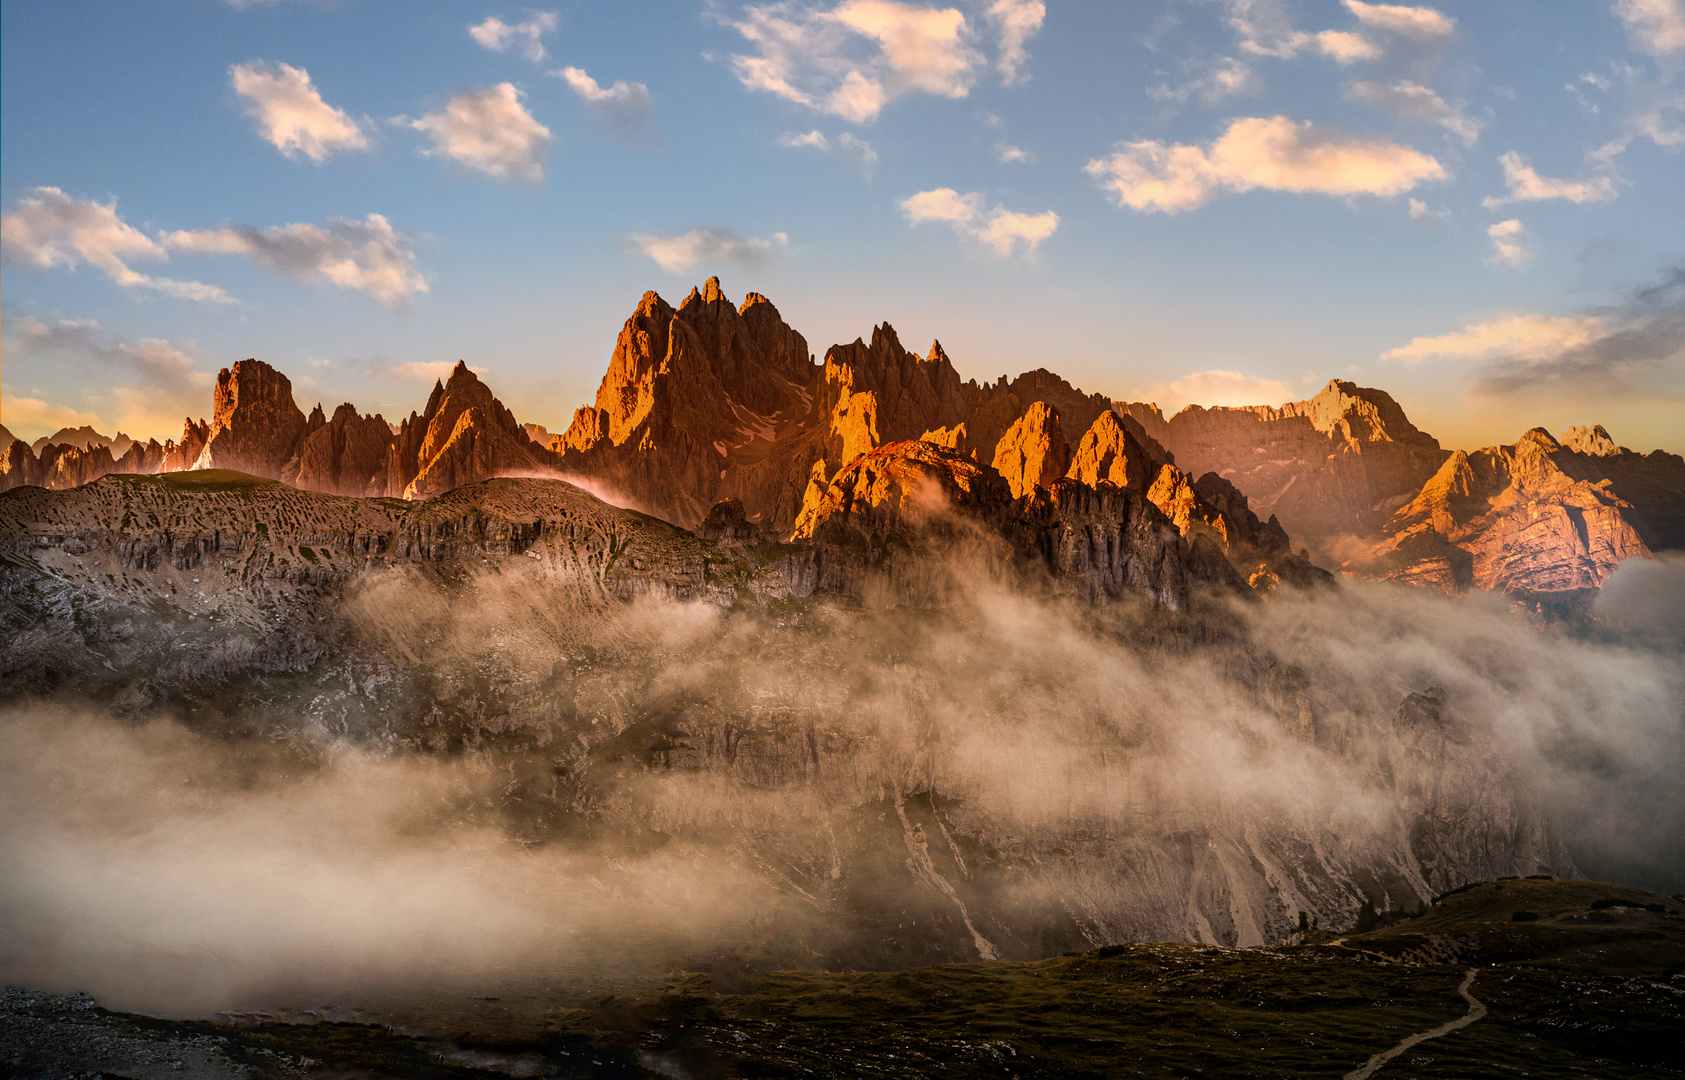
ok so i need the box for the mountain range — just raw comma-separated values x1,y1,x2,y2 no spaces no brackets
5,277,1682,609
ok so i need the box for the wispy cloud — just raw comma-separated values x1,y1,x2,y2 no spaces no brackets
468,12,559,63
1347,80,1480,145
1486,219,1531,265
400,84,551,181
628,228,789,273
899,187,1058,257
229,60,368,163
777,129,879,177
0,187,231,303
723,0,988,124
165,213,428,307
2,315,214,440
986,0,1045,85
1614,0,1685,56
1343,0,1455,40
1085,115,1444,214
1148,55,1261,107
1483,151,1618,207
552,66,653,134
1382,268,1685,403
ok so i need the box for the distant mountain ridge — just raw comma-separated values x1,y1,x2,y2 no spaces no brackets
5,276,1679,605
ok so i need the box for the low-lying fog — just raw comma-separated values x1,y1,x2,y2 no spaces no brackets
2,556,1681,1017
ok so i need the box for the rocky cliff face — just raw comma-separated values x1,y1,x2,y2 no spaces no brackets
992,402,1070,499
1120,380,1449,552
287,403,398,497
192,359,309,478
1344,427,1660,605
549,279,1170,539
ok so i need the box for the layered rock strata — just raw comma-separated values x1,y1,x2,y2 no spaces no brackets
1344,427,1664,604
1120,381,1449,549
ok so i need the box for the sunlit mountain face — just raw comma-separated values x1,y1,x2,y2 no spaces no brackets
2,3,1682,1077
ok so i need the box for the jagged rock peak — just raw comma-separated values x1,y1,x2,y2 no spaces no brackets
193,358,307,479
926,339,950,366
1563,424,1623,457
1067,409,1157,492
992,401,1070,499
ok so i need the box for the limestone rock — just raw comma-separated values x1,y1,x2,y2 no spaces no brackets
991,402,1070,499
290,403,397,497
1067,410,1155,492
1346,427,1657,605
160,417,210,473
192,359,308,478
395,362,557,500
1120,380,1448,553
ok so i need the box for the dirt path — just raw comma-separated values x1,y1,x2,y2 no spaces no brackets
1343,967,1487,1080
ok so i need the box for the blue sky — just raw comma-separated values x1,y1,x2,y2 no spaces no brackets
3,0,1682,453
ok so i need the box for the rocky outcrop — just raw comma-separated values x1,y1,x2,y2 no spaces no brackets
1067,410,1156,492
160,417,210,473
1,440,122,492
788,440,1261,608
1120,381,1449,553
288,403,397,497
1557,424,1685,550
1345,427,1657,605
192,359,309,478
991,402,1069,499
29,425,110,453
386,362,558,500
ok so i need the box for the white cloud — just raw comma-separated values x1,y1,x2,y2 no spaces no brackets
1407,197,1448,220
468,13,559,63
1085,115,1444,214
1347,80,1481,145
1614,0,1685,55
1382,313,1609,363
994,142,1031,163
0,187,232,303
229,60,368,163
985,0,1045,84
1313,30,1382,64
1139,370,1294,414
402,84,551,181
1218,0,1450,71
628,228,789,273
1482,151,1618,207
776,129,879,177
552,67,653,134
724,0,985,124
165,213,428,307
899,187,1058,257
1486,219,1531,266
1147,55,1261,107
1342,0,1455,40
